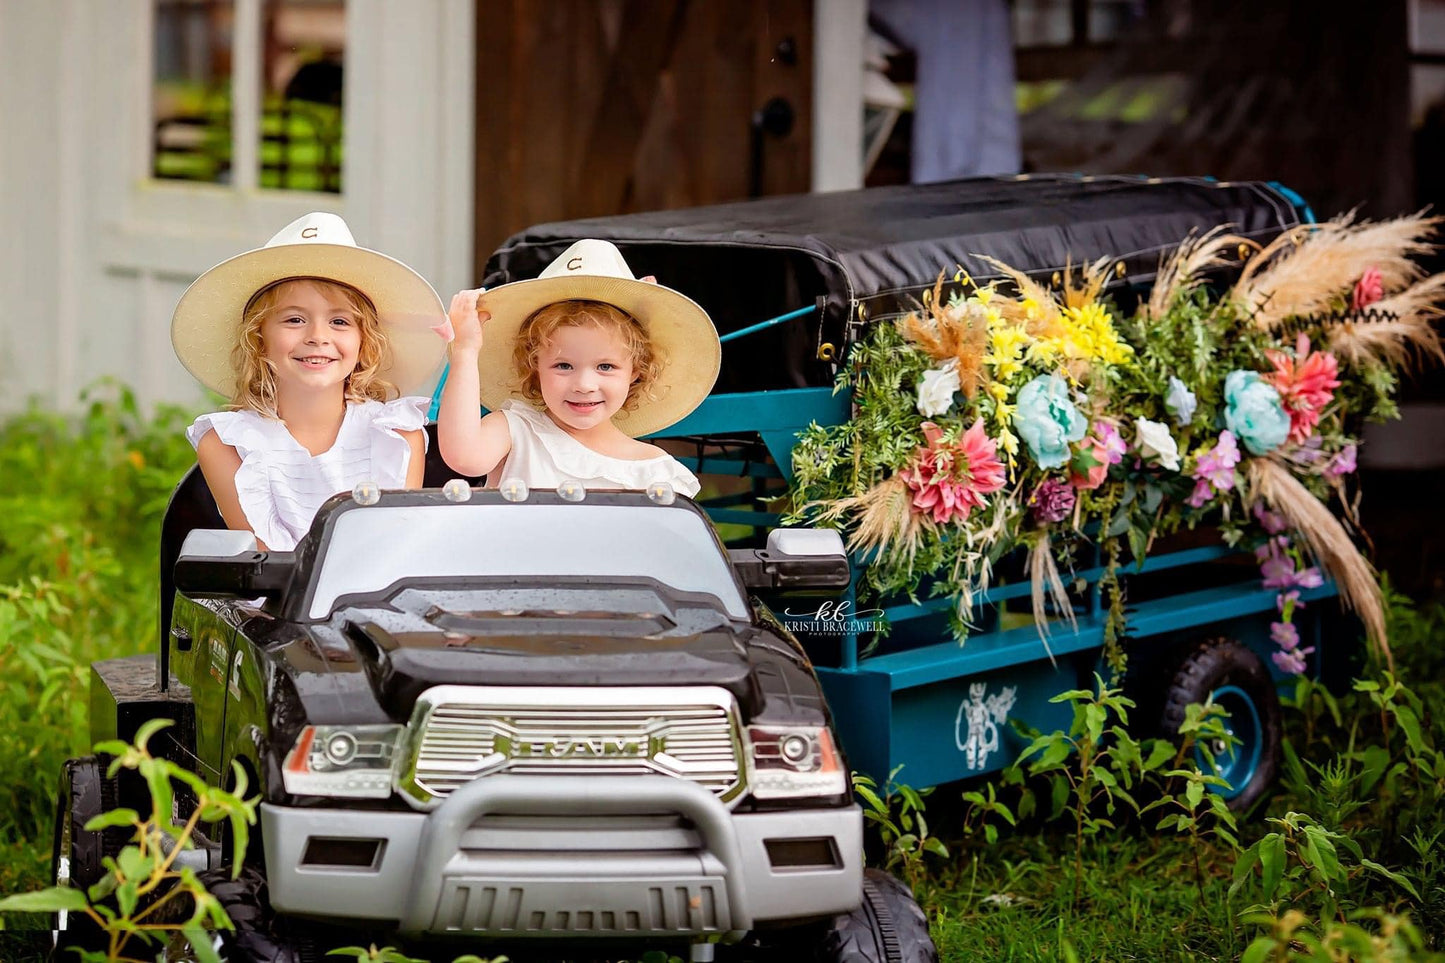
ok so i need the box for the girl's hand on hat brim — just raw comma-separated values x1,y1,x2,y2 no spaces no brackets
448,288,489,352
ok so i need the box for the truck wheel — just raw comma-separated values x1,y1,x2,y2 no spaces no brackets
51,757,125,959
200,867,375,963
817,869,937,963
1161,638,1282,812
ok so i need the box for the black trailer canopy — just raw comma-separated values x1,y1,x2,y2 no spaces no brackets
483,175,1303,392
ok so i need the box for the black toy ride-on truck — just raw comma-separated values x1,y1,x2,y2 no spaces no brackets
59,481,937,963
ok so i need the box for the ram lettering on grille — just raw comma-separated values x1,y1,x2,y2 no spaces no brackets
411,703,742,801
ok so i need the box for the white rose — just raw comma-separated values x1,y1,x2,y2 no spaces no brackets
1135,417,1181,471
1165,376,1197,426
915,362,961,417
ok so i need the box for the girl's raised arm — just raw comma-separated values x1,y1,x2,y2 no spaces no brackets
403,429,426,488
437,289,512,477
195,430,270,551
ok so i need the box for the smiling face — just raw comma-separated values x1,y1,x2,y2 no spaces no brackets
536,322,637,432
259,280,364,394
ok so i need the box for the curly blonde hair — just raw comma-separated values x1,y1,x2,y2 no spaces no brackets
512,300,663,413
231,277,395,415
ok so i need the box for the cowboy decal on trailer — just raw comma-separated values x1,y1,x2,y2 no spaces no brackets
955,683,1017,770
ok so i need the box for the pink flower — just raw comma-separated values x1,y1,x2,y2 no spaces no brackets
1185,478,1214,508
1295,566,1324,589
1029,477,1076,524
1093,420,1127,466
1325,444,1357,478
1256,538,1298,588
899,419,1007,525
1253,502,1287,534
1069,439,1109,490
1272,646,1314,675
1270,621,1300,650
1264,334,1342,444
1185,431,1241,508
1352,267,1384,311
1196,431,1241,489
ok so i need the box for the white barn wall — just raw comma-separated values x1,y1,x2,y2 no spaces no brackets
0,2,65,410
0,0,476,416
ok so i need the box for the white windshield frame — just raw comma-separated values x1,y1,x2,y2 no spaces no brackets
307,503,747,620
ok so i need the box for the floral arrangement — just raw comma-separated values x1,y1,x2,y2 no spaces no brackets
790,215,1445,673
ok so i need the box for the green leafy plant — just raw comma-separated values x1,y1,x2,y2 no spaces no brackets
1141,702,1241,905
1011,673,1171,903
0,719,257,963
327,947,507,963
1238,907,1443,962
854,767,949,886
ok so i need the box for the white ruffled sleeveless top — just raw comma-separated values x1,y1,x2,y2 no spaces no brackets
493,400,700,497
186,397,429,551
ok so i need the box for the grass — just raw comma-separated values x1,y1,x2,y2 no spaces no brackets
1,385,1442,961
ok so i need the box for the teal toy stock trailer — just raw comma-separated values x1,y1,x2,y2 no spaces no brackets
478,174,1349,808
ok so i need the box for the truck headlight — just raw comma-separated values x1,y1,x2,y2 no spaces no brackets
745,725,847,799
282,725,404,799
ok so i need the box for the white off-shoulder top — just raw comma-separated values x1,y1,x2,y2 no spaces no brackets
186,397,429,551
492,400,700,497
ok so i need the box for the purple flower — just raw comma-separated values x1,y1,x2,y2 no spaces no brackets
1277,590,1303,612
1029,477,1076,524
1325,444,1358,478
1270,621,1300,650
1253,502,1287,535
1094,420,1127,466
1272,647,1314,675
1256,538,1298,588
1295,567,1324,589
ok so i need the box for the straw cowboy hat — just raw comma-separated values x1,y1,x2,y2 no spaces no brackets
171,212,447,398
474,239,720,436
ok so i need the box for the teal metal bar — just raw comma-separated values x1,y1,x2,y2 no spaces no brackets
861,581,1337,692
717,305,816,345
704,509,783,528
427,362,450,421
672,457,785,479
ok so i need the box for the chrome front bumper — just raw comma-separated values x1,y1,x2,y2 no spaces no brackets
262,774,861,939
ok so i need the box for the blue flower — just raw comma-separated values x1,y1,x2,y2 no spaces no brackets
1165,376,1197,426
1224,370,1290,455
1013,374,1087,469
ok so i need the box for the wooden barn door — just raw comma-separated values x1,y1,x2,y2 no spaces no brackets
472,0,813,271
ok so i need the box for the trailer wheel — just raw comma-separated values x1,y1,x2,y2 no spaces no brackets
817,869,937,963
1161,638,1281,812
51,756,126,959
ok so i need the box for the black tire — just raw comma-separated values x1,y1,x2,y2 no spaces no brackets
817,869,937,963
1160,637,1282,813
200,867,378,963
50,757,127,961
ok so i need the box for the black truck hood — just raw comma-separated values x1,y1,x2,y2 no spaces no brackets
338,588,762,717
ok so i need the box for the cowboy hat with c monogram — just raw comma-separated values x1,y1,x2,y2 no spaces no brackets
473,238,720,436
171,212,448,398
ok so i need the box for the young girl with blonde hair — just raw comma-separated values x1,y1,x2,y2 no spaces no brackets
437,239,719,496
171,212,447,550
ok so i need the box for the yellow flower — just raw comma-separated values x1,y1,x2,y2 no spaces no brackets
986,381,1011,403
996,427,1020,471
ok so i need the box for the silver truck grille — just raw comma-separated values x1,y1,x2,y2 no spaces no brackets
401,685,743,806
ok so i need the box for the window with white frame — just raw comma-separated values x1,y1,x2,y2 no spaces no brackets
152,0,345,193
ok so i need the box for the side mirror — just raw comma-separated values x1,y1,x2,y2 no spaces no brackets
174,529,294,600
729,528,851,592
